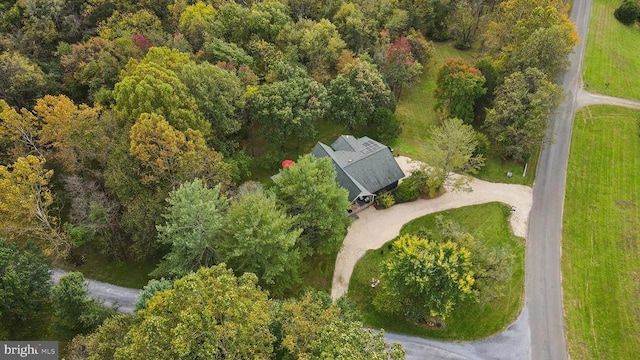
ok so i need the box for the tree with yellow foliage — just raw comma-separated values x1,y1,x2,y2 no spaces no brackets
0,155,70,256
374,234,477,321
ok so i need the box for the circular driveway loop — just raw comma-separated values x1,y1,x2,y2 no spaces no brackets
331,156,533,300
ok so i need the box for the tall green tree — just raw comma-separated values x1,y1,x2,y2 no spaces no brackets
116,265,275,359
221,186,302,296
272,154,351,255
424,117,485,191
434,216,513,302
332,2,376,52
97,9,166,46
505,23,577,78
67,314,138,360
51,272,115,339
176,61,245,155
177,1,217,50
374,234,477,321
113,60,209,136
327,60,395,131
247,68,327,152
484,0,571,54
484,67,562,163
0,240,51,339
151,179,228,278
278,18,346,82
434,58,486,123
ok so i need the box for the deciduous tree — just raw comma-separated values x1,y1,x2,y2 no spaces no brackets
247,69,327,152
151,179,228,278
67,314,138,360
34,95,101,174
484,67,562,163
0,155,70,256
272,154,351,255
424,118,485,191
114,62,209,136
327,60,395,131
277,291,405,359
116,265,275,359
51,272,115,338
0,51,46,108
278,18,346,82
221,186,302,296
97,9,166,46
178,1,217,50
434,58,486,123
376,34,423,99
60,37,138,100
0,240,51,339
374,234,476,321
176,61,245,154
129,113,229,188
505,22,577,78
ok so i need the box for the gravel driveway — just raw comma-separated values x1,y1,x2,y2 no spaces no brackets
331,156,533,300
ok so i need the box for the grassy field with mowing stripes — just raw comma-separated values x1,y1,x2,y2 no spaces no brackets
582,0,640,100
563,105,640,359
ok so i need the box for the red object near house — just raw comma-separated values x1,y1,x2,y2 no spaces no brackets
282,159,294,168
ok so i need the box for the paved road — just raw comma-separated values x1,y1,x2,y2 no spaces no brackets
51,268,140,314
384,308,529,360
576,89,640,109
525,0,592,359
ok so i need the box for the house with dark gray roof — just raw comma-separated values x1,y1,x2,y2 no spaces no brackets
311,135,405,207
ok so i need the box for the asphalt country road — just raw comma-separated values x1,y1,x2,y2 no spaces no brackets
526,0,592,359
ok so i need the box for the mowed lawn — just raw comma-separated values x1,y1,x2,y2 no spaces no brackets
349,202,525,340
392,42,535,185
563,106,640,359
583,0,640,100
391,43,474,161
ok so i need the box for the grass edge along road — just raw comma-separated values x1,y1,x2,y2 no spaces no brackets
563,106,640,359
582,0,640,101
349,202,524,340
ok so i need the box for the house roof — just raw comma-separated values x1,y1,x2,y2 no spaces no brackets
311,135,405,202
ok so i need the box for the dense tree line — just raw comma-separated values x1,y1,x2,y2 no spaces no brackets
68,265,405,359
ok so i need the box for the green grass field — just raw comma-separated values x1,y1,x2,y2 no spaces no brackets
583,0,640,100
348,202,524,340
391,43,474,161
392,43,535,185
563,106,640,359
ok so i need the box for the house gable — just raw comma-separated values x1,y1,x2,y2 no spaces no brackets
311,136,404,202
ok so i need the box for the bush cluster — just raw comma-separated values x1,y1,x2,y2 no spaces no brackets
375,192,396,209
394,179,420,203
614,0,640,25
